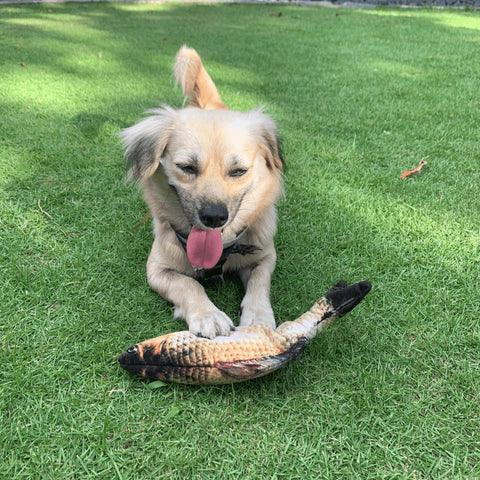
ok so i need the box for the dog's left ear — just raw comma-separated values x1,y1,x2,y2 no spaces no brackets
251,111,284,171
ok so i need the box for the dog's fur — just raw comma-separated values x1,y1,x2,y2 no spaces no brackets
121,46,283,338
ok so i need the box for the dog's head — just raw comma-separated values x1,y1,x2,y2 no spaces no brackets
121,47,283,244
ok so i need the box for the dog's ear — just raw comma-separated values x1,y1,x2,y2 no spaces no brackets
121,107,176,181
250,111,284,171
174,45,227,110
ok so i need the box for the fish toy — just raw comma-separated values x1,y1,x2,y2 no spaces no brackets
119,280,371,384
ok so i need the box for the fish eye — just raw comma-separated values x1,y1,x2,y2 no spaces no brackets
176,164,198,175
229,168,248,178
127,346,138,354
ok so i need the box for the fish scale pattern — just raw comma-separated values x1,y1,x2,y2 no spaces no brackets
122,301,331,383
118,281,372,384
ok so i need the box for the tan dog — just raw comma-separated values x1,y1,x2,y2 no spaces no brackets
121,46,284,338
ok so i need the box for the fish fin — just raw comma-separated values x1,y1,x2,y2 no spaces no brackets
217,338,310,381
217,357,285,380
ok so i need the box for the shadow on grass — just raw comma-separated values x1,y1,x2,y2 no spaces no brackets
2,2,478,216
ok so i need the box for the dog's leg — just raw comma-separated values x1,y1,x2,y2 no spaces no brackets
239,252,276,329
147,244,233,339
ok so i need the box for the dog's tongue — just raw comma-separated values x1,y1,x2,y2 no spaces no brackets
186,227,223,270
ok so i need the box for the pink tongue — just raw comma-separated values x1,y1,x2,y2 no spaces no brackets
186,227,223,270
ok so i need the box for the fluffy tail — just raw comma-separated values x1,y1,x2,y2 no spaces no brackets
174,45,227,110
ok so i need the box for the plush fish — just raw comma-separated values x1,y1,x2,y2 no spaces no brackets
119,280,371,384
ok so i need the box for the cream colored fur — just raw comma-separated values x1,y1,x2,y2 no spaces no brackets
121,46,283,338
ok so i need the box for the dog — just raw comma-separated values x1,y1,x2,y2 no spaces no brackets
121,46,284,338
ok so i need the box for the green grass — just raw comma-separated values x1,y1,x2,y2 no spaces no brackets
1,3,479,478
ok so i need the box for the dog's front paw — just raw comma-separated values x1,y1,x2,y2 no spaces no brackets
239,301,276,329
187,308,234,339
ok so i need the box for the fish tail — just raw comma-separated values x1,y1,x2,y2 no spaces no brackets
307,280,371,332
325,280,372,317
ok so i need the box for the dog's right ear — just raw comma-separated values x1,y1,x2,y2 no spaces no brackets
121,107,176,181
174,45,227,110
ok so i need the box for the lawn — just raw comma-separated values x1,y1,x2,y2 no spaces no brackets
1,2,479,478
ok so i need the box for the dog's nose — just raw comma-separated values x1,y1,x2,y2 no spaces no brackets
199,203,229,228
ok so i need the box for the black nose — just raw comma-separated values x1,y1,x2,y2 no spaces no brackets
199,203,228,228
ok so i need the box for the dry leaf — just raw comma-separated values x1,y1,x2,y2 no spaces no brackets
400,159,427,180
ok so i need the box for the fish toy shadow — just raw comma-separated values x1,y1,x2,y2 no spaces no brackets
119,280,372,385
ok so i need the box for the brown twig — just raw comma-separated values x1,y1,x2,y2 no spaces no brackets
400,159,427,180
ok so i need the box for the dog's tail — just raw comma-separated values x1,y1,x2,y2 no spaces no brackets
174,45,227,110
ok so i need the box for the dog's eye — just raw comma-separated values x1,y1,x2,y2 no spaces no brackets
229,168,248,178
177,164,198,175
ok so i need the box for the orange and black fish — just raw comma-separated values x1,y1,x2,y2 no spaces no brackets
119,280,371,384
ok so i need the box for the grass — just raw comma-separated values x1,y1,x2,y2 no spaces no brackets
1,2,479,478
